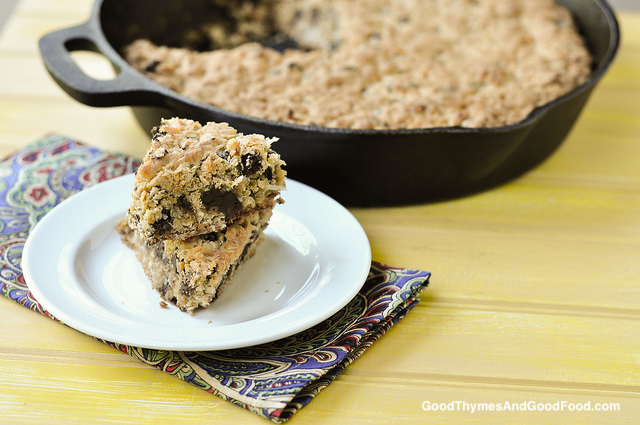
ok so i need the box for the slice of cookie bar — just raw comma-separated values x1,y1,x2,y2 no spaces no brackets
117,205,273,313
128,117,286,242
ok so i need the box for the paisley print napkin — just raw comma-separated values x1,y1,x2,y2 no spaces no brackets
0,134,431,422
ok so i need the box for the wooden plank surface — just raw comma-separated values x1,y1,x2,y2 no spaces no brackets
1,0,639,423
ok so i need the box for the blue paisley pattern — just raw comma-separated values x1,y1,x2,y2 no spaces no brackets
0,135,430,423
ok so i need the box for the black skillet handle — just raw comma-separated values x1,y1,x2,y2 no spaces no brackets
38,22,162,107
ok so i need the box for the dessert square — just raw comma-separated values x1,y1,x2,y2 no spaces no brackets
117,205,274,313
127,117,286,242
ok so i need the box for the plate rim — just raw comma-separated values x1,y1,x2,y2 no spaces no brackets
22,175,371,350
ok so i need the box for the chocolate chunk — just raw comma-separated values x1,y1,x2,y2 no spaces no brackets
241,153,262,175
264,166,273,181
144,60,161,73
201,187,242,215
153,209,172,234
176,195,191,211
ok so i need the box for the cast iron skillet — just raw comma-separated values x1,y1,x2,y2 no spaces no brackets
38,0,619,206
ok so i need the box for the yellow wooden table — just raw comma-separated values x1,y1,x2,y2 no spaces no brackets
1,1,639,423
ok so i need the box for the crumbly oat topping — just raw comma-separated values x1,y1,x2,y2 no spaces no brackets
124,0,592,130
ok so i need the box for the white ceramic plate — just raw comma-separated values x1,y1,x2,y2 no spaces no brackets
23,175,370,350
